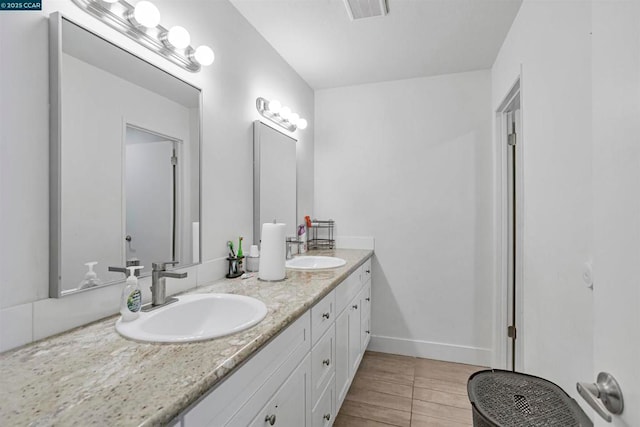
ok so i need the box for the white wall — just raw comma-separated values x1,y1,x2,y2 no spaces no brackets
315,70,494,366
491,0,593,403
0,0,314,351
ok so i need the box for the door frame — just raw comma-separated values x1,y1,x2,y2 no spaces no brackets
494,75,525,371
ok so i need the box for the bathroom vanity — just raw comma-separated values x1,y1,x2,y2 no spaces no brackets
178,253,372,426
0,249,372,426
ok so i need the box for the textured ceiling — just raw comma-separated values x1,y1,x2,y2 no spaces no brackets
229,0,523,89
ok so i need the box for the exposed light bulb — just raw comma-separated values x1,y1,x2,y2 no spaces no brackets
166,26,190,49
289,113,300,126
193,45,215,66
267,99,282,114
280,106,292,120
131,1,160,28
297,118,308,130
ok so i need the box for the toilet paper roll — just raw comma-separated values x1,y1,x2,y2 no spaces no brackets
258,223,286,281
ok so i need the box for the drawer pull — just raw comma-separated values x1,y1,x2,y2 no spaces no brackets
352,304,358,310
324,413,331,421
365,297,370,302
322,312,330,320
366,330,370,334
323,358,331,366
365,269,371,273
265,414,276,425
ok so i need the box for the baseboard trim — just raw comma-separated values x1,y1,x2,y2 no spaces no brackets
368,335,492,367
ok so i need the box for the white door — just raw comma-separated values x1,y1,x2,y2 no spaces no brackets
590,1,640,425
496,82,523,373
125,126,176,273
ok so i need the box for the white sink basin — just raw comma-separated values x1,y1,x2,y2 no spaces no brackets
285,256,346,270
115,294,267,343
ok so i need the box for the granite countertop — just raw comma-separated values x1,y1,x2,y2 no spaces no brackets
0,249,372,426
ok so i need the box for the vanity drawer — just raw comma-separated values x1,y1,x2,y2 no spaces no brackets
311,290,335,345
312,376,335,427
360,258,372,285
335,271,360,315
311,325,335,406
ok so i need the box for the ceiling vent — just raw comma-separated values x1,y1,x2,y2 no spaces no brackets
343,0,388,21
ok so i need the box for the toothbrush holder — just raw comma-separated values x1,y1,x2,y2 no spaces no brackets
226,256,244,278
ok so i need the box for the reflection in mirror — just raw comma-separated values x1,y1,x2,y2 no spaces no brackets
125,126,190,276
253,121,297,246
49,13,201,297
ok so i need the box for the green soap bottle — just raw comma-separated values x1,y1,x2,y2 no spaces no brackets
237,236,244,258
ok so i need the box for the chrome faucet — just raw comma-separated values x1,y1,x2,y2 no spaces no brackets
286,237,303,260
142,261,187,311
108,259,141,276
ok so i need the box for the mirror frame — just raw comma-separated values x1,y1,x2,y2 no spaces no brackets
49,12,202,297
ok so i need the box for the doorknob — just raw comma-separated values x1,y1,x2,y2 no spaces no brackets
576,372,624,422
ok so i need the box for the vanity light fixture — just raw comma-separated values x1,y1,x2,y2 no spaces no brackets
256,97,308,132
71,0,214,72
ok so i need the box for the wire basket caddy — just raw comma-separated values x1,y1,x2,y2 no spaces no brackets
308,219,335,249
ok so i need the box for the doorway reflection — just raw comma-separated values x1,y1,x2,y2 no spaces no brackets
125,125,180,275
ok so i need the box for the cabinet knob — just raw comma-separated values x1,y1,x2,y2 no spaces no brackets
322,312,330,320
365,297,370,302
352,304,358,310
324,413,331,421
366,330,370,334
323,358,331,366
366,269,371,273
265,414,276,425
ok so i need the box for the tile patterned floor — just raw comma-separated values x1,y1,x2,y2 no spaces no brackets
334,351,486,426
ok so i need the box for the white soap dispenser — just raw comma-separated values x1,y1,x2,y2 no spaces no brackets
120,266,144,322
79,261,102,289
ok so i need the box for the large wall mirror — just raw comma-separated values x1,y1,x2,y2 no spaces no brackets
253,121,297,246
49,13,201,297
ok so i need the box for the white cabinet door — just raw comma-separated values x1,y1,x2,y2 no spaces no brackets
335,309,349,409
347,294,362,380
361,282,371,351
311,325,335,406
250,355,312,427
312,377,335,427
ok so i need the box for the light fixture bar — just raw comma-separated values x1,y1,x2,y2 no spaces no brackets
257,97,299,132
71,0,204,72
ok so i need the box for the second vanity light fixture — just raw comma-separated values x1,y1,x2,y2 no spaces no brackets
256,97,308,132
71,0,214,72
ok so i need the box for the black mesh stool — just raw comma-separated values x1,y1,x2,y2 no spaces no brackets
467,370,592,427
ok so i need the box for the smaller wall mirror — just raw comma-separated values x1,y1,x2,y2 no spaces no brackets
253,121,297,245
50,13,201,297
